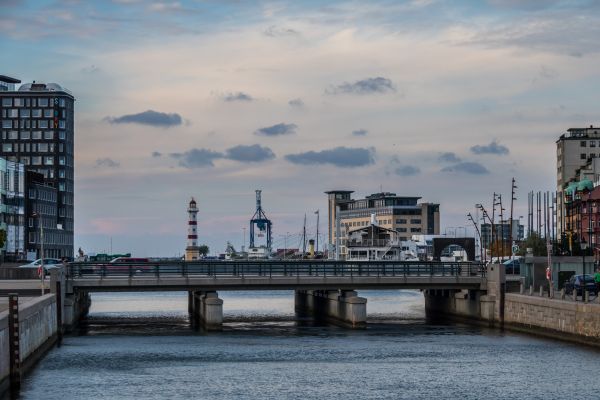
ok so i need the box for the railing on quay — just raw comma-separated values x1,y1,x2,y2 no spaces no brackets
66,260,485,281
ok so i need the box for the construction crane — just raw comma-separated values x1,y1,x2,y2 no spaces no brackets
249,190,272,252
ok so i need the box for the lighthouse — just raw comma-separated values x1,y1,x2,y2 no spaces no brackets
185,198,201,260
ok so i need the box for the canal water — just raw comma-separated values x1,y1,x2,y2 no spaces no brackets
16,291,600,399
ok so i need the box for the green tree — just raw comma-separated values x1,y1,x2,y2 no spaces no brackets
517,232,547,256
0,229,6,249
198,244,209,257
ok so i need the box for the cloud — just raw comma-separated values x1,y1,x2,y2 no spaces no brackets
223,92,254,102
441,162,489,175
438,152,461,163
264,25,300,37
288,98,304,108
255,122,297,136
394,165,420,176
95,158,120,168
352,129,368,136
106,110,183,128
326,77,396,95
470,140,510,155
169,148,224,168
151,151,162,158
225,144,275,162
285,147,375,167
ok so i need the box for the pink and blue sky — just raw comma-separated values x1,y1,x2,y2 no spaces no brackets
2,0,599,256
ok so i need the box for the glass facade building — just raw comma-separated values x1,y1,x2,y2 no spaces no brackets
0,158,25,259
0,78,74,258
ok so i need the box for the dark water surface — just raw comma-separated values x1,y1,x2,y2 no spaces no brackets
16,291,600,399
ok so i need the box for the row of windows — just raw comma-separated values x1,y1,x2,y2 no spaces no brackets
581,141,600,148
29,231,73,246
580,153,600,160
2,153,67,166
2,108,65,119
1,119,66,129
28,188,57,202
2,142,67,153
31,203,56,217
1,130,60,140
1,97,65,108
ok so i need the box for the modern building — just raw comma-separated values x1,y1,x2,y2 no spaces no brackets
25,171,62,259
480,219,525,249
326,190,440,258
0,76,75,257
556,125,600,236
0,158,25,260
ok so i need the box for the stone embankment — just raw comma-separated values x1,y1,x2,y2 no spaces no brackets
0,294,59,395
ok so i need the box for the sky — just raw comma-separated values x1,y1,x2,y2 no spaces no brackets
1,0,600,256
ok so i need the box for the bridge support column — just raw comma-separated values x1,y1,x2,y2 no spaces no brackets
424,264,505,327
192,291,223,331
295,290,366,328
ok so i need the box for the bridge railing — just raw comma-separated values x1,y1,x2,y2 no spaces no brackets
66,261,485,280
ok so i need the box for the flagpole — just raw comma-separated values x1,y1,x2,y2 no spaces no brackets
315,210,320,256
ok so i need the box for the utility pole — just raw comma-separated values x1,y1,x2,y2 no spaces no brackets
497,194,505,261
510,178,517,260
302,214,307,258
315,210,320,256
467,213,483,262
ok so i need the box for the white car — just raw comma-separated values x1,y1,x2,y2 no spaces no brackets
18,258,63,270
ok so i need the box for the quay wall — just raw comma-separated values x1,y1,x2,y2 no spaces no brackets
0,294,58,396
505,294,600,346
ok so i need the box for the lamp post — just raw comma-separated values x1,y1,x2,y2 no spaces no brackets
32,212,44,296
581,239,588,302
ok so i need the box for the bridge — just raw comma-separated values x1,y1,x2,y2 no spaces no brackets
58,260,487,330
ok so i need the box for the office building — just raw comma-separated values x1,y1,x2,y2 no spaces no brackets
0,76,75,257
326,190,440,257
0,158,25,260
556,125,600,236
480,219,525,249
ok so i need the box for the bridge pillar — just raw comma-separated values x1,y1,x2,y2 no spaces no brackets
424,264,505,327
192,291,223,331
295,290,366,328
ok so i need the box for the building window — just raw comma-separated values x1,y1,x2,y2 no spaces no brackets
1,98,11,107
32,156,42,165
32,109,42,118
591,141,597,148
2,143,12,152
38,120,48,129
32,131,42,139
581,141,587,147
14,98,24,107
43,109,52,118
410,219,422,224
581,153,587,160
8,130,17,140
38,143,48,152
59,131,66,140
396,219,407,224
38,98,48,107
44,156,54,165
19,109,30,118
44,131,54,140
59,183,65,192
1,120,11,129
59,156,65,165
58,169,65,178
8,109,18,118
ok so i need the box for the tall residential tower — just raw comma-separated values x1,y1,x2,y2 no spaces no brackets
0,77,75,258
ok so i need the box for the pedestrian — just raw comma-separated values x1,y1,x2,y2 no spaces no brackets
594,268,600,296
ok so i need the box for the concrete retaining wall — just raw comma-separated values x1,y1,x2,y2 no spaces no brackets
0,294,58,396
505,294,600,345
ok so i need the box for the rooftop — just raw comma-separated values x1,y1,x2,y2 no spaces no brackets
17,81,73,96
0,75,21,84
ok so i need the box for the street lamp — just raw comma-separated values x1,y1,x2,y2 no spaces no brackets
581,238,588,302
32,212,44,296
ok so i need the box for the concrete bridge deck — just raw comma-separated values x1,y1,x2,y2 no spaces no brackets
65,260,486,292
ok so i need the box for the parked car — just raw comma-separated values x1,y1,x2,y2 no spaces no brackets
564,274,597,295
92,257,152,275
502,259,520,275
18,258,63,269
18,258,64,275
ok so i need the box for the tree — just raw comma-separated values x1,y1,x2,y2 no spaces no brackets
0,229,6,249
517,232,547,257
198,244,209,257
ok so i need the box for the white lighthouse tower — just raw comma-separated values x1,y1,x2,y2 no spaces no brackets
185,198,201,261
